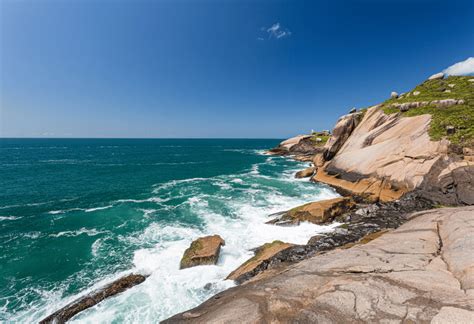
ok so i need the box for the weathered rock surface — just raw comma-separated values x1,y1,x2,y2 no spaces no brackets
323,112,363,161
180,235,225,269
312,106,461,203
267,134,311,153
226,241,293,284
294,166,316,178
163,206,474,323
266,197,355,225
40,273,147,324
268,135,325,161
415,158,474,205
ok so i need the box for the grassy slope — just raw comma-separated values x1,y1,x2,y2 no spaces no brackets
381,76,474,146
309,134,330,146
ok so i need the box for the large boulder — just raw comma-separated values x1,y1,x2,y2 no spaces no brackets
323,112,363,161
180,235,225,269
267,197,355,225
295,166,316,178
226,241,293,283
428,72,445,80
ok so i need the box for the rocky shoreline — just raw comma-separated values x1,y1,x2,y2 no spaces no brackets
163,73,474,322
40,74,473,323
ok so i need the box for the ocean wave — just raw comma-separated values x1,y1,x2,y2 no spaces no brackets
0,201,53,209
50,227,108,238
0,216,21,221
85,205,113,213
46,205,113,215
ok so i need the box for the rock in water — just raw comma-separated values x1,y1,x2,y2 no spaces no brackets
40,274,147,324
428,72,444,80
267,197,355,225
226,241,293,283
295,166,316,178
180,235,225,269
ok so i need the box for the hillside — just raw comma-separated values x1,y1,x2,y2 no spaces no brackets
382,75,474,147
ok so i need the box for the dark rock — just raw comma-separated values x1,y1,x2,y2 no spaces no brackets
203,283,213,290
231,192,434,284
446,125,456,135
40,273,147,324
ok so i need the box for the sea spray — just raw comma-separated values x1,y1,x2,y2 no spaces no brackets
0,139,339,322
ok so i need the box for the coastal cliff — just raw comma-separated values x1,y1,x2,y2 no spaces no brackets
164,74,474,323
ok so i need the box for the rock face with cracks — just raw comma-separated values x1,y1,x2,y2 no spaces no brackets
163,206,474,323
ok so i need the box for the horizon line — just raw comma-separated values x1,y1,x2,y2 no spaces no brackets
0,137,287,140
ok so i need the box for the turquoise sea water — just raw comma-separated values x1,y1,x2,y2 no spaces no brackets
0,139,339,322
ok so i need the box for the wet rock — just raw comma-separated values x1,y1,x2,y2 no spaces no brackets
40,273,147,324
203,283,214,290
226,241,293,284
295,166,316,178
180,235,225,269
267,197,355,225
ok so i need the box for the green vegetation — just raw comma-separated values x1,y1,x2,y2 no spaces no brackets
310,134,330,146
381,76,474,146
179,240,203,267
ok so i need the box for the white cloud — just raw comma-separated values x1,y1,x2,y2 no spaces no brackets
443,57,474,76
260,22,291,40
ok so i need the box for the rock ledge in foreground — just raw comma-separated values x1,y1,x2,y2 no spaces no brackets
226,240,293,284
180,235,225,269
40,273,147,324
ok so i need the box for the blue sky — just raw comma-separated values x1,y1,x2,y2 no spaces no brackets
1,0,473,138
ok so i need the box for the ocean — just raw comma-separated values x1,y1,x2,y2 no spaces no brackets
0,138,339,322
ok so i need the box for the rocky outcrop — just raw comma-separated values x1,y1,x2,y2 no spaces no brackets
311,106,461,203
226,241,293,284
41,273,147,324
389,98,465,112
415,157,474,205
323,112,363,161
180,235,225,269
163,206,474,323
294,166,316,178
269,135,325,161
266,197,355,225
